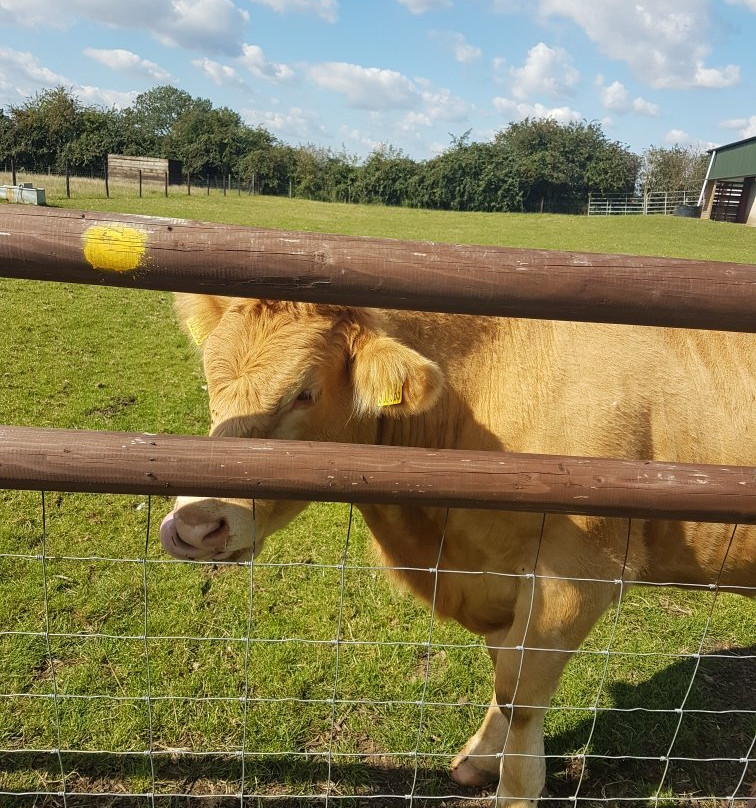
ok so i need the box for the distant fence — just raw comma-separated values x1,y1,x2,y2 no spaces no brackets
588,190,699,216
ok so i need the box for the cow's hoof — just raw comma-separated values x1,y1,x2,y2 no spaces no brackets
450,753,499,787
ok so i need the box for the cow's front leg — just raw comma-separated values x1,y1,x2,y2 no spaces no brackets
488,575,615,807
452,573,615,805
451,628,510,787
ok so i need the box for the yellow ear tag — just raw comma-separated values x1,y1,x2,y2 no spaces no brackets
378,384,403,407
186,316,210,346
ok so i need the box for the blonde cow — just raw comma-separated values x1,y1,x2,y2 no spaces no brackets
160,294,755,806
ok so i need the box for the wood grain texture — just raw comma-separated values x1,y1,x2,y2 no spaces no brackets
1,206,754,331
1,426,753,523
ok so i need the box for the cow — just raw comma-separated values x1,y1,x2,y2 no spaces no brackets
159,293,755,807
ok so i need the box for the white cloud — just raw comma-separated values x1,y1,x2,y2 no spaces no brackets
308,62,419,110
510,42,579,100
307,61,469,130
632,97,660,116
418,86,470,121
74,85,138,108
240,44,295,82
0,46,67,93
599,80,659,116
724,0,756,10
243,105,325,141
0,47,136,110
247,0,338,22
720,115,756,139
396,0,452,12
155,0,250,53
192,57,247,87
664,128,690,144
0,0,250,55
83,48,172,81
540,0,740,90
0,0,60,26
493,96,582,124
429,31,482,64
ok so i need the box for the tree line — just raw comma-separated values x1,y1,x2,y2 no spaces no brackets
0,86,709,213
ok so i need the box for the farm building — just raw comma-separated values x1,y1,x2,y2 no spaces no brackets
107,154,183,184
699,135,756,224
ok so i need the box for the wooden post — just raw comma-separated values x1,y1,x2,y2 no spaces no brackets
238,175,241,196
11,158,16,187
164,171,168,198
65,162,70,199
138,169,142,198
187,172,191,196
223,174,227,197
207,174,210,195
104,159,109,199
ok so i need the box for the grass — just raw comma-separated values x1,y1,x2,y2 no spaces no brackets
0,180,754,806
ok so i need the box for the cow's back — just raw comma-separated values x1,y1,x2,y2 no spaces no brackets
377,313,755,593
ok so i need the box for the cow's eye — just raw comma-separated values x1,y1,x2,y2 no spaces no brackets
292,389,316,409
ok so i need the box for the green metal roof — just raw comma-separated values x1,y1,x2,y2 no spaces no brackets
707,136,756,180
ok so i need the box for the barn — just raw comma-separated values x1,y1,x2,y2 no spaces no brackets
699,135,756,224
107,154,183,185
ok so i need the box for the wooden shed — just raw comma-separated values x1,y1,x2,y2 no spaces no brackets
107,154,183,185
698,136,756,224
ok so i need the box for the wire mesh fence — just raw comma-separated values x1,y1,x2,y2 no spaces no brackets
1,489,753,806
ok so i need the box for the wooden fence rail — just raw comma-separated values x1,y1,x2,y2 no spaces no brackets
0,426,754,524
1,207,754,331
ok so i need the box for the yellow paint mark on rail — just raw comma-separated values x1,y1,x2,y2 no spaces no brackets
83,225,146,272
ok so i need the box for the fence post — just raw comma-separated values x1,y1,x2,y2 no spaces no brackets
207,175,210,196
289,178,292,199
187,173,191,196
223,174,227,197
138,169,142,198
252,172,255,195
238,175,241,196
11,158,16,186
65,161,70,199
164,171,168,198
587,192,591,215
104,158,109,199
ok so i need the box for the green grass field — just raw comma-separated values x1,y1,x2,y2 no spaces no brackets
0,188,754,806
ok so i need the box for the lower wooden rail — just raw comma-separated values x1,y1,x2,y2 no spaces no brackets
0,426,753,523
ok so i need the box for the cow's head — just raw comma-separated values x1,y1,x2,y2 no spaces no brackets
160,294,444,561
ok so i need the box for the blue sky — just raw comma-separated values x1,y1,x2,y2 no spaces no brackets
1,0,755,160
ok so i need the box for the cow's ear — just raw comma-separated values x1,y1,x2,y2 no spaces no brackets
174,293,233,348
350,331,444,418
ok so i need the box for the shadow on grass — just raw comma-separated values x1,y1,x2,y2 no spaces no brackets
1,648,753,807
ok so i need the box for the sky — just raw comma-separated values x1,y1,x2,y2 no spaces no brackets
1,0,755,161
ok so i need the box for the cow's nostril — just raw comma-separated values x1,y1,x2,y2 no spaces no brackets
202,519,230,551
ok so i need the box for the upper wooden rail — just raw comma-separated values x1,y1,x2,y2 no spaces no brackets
1,207,754,331
1,426,754,523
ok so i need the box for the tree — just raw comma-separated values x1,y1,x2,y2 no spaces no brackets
639,145,709,193
353,145,419,206
495,118,639,212
7,87,83,171
67,106,125,170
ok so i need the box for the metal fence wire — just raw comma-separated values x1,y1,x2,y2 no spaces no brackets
0,490,753,806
